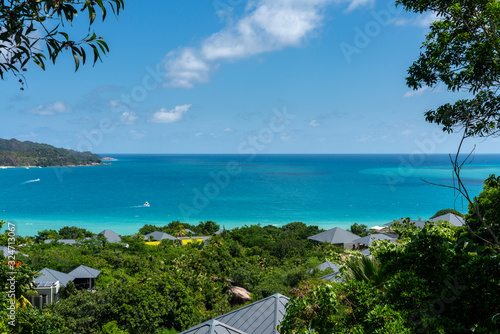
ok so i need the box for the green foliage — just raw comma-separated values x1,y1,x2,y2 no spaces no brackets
344,256,388,289
10,221,333,332
13,306,66,334
348,223,368,237
34,229,60,243
59,280,78,299
279,282,343,334
430,208,464,219
282,222,500,333
14,219,500,333
465,174,500,246
102,321,129,334
398,0,500,137
0,139,102,166
0,0,124,85
58,226,94,239
197,220,220,235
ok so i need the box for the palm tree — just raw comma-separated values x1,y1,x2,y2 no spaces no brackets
174,225,187,238
344,256,388,289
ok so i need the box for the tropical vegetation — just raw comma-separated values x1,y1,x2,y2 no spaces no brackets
0,138,102,167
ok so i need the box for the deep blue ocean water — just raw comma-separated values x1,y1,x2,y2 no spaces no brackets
1,154,500,236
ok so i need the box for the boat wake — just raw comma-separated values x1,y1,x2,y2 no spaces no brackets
130,203,151,208
22,178,40,184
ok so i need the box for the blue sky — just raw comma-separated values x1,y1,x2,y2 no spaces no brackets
1,0,498,154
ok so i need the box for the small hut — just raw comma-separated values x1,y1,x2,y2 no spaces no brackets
68,265,101,290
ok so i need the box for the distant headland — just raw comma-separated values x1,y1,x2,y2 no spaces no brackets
0,138,102,167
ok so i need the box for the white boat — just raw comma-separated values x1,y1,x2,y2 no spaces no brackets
143,202,150,207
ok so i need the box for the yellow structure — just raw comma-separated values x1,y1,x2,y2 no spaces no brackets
145,241,161,246
180,238,204,246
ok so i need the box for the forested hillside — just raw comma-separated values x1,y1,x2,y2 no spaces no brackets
0,139,102,167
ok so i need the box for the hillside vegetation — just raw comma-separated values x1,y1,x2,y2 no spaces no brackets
0,139,102,167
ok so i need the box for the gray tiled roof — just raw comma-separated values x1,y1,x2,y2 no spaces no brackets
320,272,343,283
143,231,177,241
429,213,465,226
0,246,19,257
68,265,101,279
353,234,397,246
360,248,371,256
99,229,122,243
34,268,75,287
214,293,289,334
179,294,289,334
384,219,425,228
307,227,359,245
44,239,77,245
316,261,340,272
180,320,247,334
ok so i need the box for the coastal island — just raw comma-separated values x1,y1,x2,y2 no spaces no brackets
0,138,102,167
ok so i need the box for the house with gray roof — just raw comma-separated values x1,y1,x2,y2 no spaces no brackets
307,227,360,249
34,268,75,287
179,293,289,334
44,239,77,245
31,268,76,308
320,272,343,283
99,229,122,243
31,264,101,309
384,218,426,229
43,238,93,245
0,245,26,257
68,265,101,290
315,261,340,272
313,261,343,283
353,234,397,246
429,213,465,226
143,231,177,241
180,319,247,334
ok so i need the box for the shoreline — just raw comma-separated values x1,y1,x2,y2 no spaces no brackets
0,162,107,169
5,216,389,237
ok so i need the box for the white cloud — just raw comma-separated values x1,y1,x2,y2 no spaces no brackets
163,0,341,88
27,101,71,116
401,129,413,135
130,130,147,140
309,119,320,126
120,111,137,125
404,86,429,98
163,48,211,88
344,0,374,13
150,104,192,124
194,132,203,136
392,12,438,27
224,127,234,132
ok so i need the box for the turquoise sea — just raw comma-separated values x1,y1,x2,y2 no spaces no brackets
1,154,500,237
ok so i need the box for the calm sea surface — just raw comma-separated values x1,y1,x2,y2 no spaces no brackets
2,154,500,236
